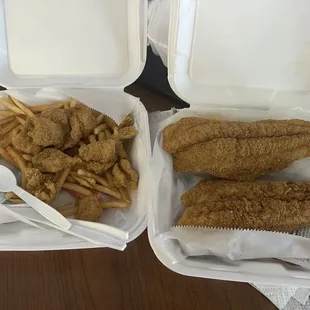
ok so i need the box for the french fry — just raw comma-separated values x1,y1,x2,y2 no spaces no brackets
9,96,36,118
29,102,63,112
98,132,106,141
0,110,21,117
89,135,96,143
104,129,112,138
62,183,93,196
99,200,130,208
9,198,25,204
77,169,110,188
0,132,12,148
71,175,93,189
0,119,20,135
16,116,26,124
96,114,105,125
0,98,24,114
22,154,33,161
119,187,131,203
0,147,17,167
105,170,115,187
67,176,76,183
5,192,17,199
103,115,117,130
58,206,78,217
94,124,108,134
0,116,15,126
71,172,96,185
70,98,77,108
93,184,122,199
7,146,26,171
57,167,71,189
64,102,70,109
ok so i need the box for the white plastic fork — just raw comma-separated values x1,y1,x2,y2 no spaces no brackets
8,206,129,247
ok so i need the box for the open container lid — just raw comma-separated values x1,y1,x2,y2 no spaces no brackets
168,0,310,108
0,0,147,89
147,0,310,285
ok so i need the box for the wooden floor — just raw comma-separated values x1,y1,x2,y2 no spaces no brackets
0,84,277,310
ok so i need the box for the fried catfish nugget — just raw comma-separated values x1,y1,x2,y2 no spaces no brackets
181,180,310,207
177,199,310,232
24,168,57,203
11,121,41,155
76,195,103,222
112,159,138,189
32,148,81,173
79,140,117,163
69,108,97,141
163,118,310,180
28,117,65,147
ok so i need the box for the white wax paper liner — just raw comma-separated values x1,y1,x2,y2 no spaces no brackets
5,87,138,124
161,226,310,268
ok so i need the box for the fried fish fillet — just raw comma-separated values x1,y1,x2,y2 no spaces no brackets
178,180,310,232
163,118,310,180
177,199,310,232
182,180,310,207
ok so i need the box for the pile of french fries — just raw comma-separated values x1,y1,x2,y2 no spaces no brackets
0,95,136,221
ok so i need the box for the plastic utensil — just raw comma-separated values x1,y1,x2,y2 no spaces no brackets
0,203,42,229
0,165,71,229
9,207,127,250
10,207,129,242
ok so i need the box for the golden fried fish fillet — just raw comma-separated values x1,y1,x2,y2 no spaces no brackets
32,148,81,173
181,180,310,207
163,118,310,180
177,199,310,232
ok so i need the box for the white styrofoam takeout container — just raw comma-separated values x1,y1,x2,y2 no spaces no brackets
148,0,310,286
0,0,152,250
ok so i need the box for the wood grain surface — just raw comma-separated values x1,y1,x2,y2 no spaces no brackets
0,232,276,310
0,85,277,310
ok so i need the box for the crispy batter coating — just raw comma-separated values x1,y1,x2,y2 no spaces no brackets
87,161,115,174
117,127,138,140
115,141,128,159
76,195,102,222
79,140,117,163
164,118,310,180
177,199,310,232
182,180,310,207
11,121,41,155
32,148,81,173
119,115,134,128
173,136,310,180
24,168,57,203
164,118,310,154
41,108,70,133
112,159,139,190
69,108,97,141
28,117,65,147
